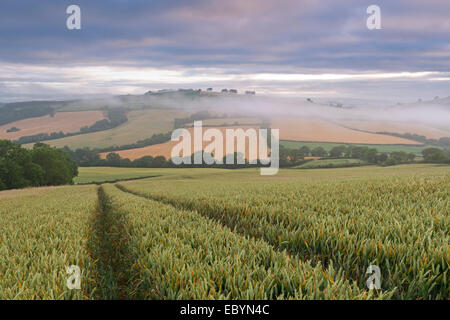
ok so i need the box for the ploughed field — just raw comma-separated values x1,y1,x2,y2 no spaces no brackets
0,165,448,299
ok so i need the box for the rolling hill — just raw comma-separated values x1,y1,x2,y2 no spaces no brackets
24,109,190,150
339,120,450,139
271,117,422,145
0,111,106,140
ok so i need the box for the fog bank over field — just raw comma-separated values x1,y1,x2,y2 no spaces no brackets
4,90,448,133
122,93,450,130
52,91,449,131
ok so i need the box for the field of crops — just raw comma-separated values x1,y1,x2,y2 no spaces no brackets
0,111,105,141
74,167,161,184
98,184,385,299
0,185,98,299
293,158,364,169
280,140,428,156
0,164,448,299
100,125,263,161
117,165,449,299
75,167,229,184
272,117,421,145
27,109,189,150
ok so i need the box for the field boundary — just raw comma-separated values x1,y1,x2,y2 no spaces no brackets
76,174,161,185
281,139,424,147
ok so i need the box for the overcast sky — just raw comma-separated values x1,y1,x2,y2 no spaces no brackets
0,0,449,102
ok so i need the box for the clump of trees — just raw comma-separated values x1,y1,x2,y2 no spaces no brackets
0,140,78,191
96,132,172,153
377,132,450,147
103,153,172,168
421,147,450,164
64,146,268,169
279,145,417,167
60,143,450,171
6,126,20,133
14,131,67,144
80,107,128,133
0,101,57,126
62,147,169,168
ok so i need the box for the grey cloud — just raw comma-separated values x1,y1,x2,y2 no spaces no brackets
0,0,449,101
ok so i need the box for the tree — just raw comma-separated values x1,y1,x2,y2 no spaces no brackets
120,158,132,167
348,146,366,159
106,153,122,166
361,148,378,163
329,145,347,158
438,137,450,147
299,146,311,157
423,149,449,163
0,140,77,190
390,151,409,162
133,156,154,168
0,177,6,191
311,147,327,157
422,148,442,158
152,156,167,167
381,158,398,166
72,147,101,166
290,149,304,163
375,153,388,163
31,143,77,186
0,140,43,189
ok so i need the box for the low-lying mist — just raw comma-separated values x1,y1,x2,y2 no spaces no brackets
63,92,450,131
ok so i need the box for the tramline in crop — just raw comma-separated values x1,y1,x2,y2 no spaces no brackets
117,168,449,299
99,184,392,299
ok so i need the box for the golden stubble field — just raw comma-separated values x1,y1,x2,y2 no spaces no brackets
271,117,423,145
339,120,450,139
100,125,267,161
24,109,191,150
0,111,106,140
99,117,427,161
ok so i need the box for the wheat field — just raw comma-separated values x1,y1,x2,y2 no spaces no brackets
0,165,448,299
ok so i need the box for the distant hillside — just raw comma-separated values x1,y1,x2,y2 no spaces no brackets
272,117,423,145
431,96,450,105
0,101,55,126
0,111,106,140
4,92,448,153
25,109,191,150
405,96,450,106
339,120,450,140
0,89,250,115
